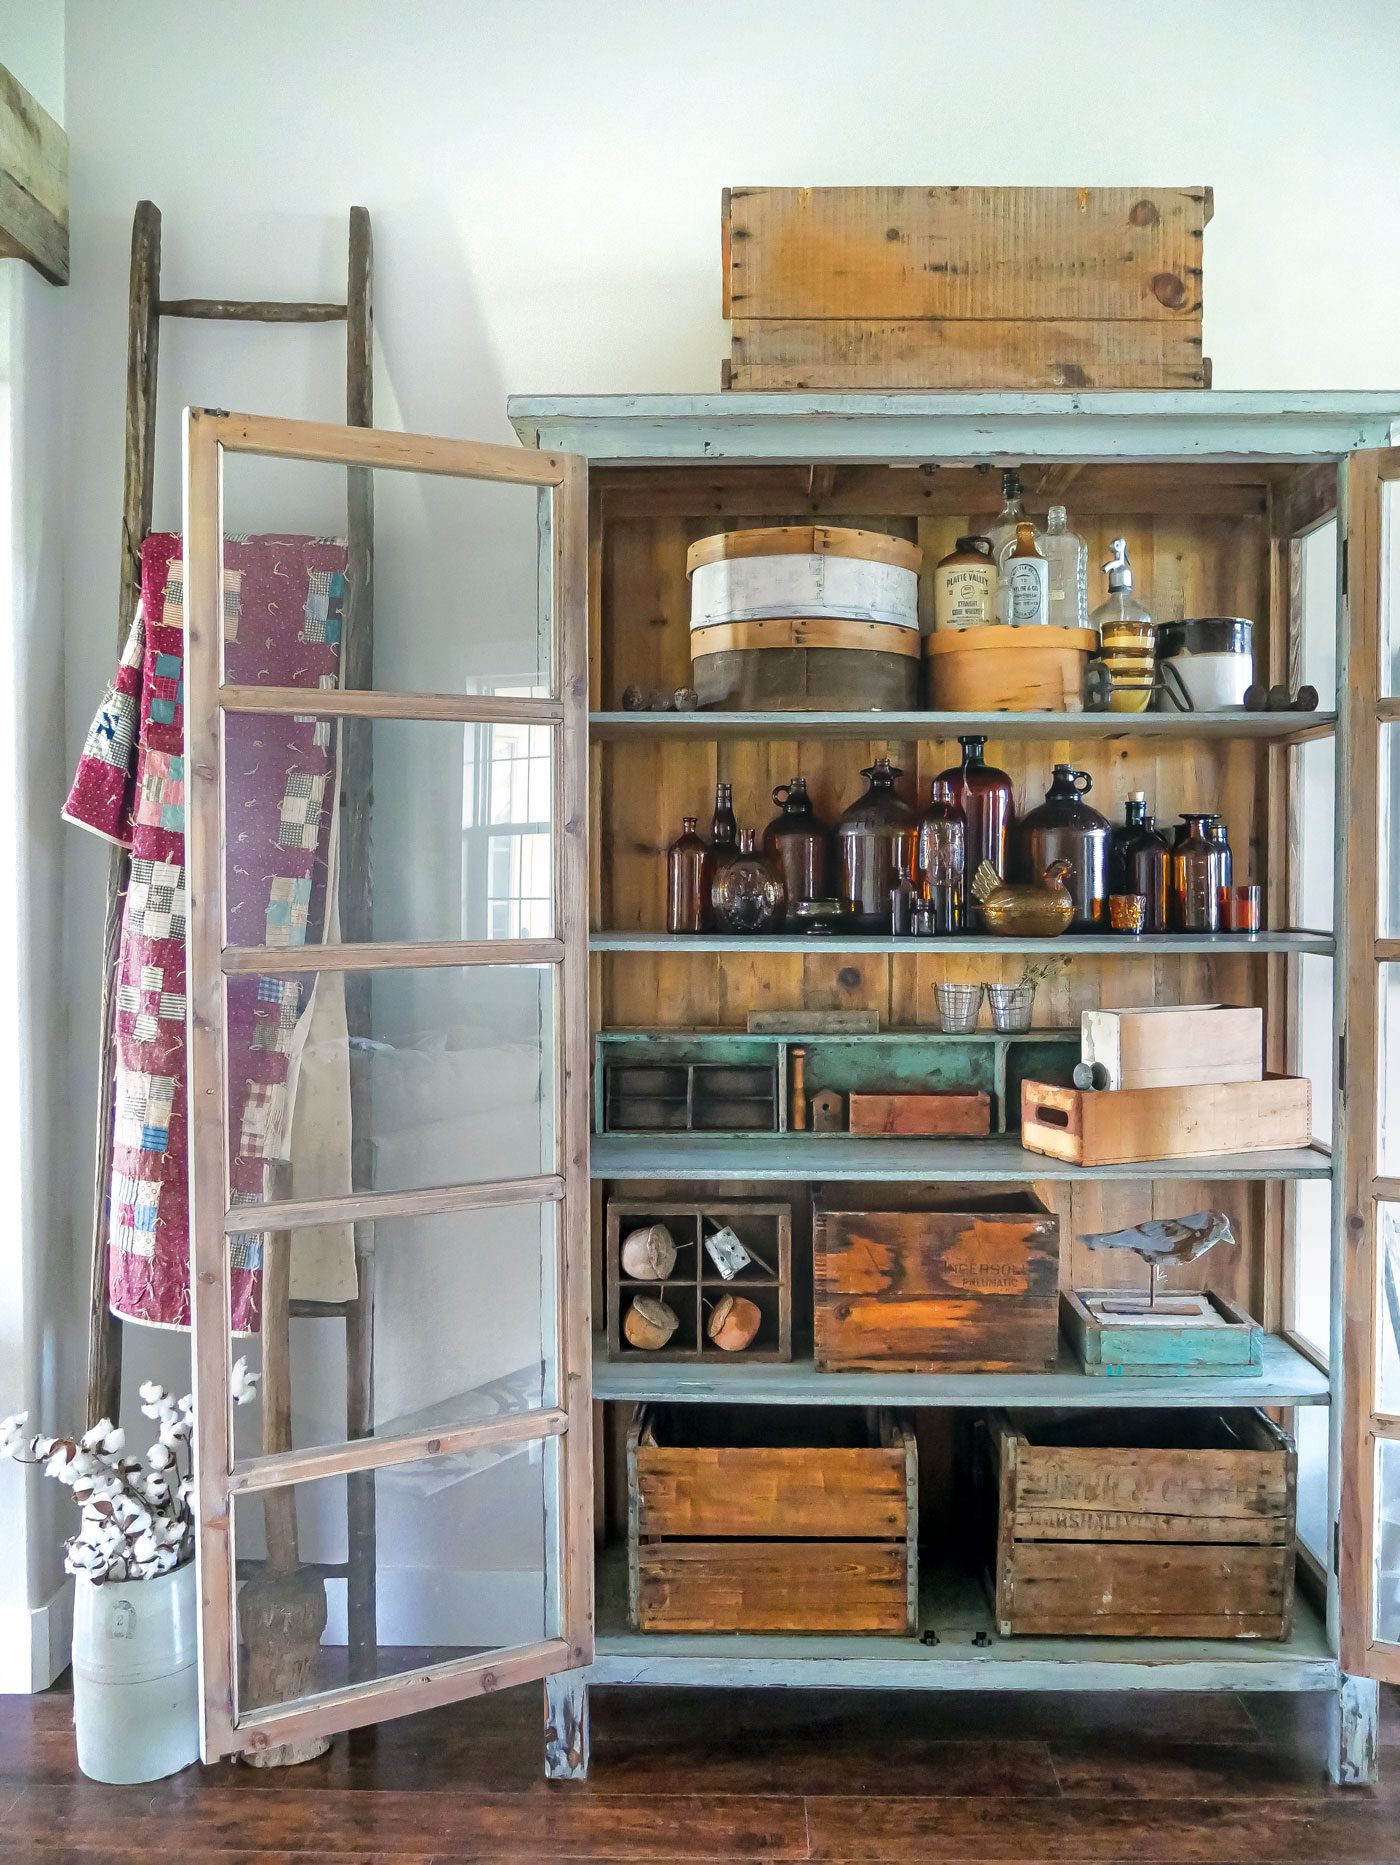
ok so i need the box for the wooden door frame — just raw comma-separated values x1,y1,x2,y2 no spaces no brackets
1337,446,1400,1684
182,408,592,1759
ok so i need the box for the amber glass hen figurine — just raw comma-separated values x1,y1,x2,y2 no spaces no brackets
970,858,1074,936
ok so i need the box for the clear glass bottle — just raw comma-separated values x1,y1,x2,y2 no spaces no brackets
709,829,785,934
916,787,967,932
1041,504,1089,630
1207,816,1233,919
986,467,1030,624
1005,521,1051,626
666,816,711,934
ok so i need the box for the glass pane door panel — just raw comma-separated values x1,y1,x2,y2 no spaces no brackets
232,1444,549,1715
1297,738,1334,931
1379,965,1400,1177
1380,725,1400,937
1295,1404,1329,1564
1289,1177,1333,1356
1383,478,1400,698
230,1204,558,1457
1376,1437,1400,1642
215,455,551,696
1296,955,1334,1147
222,712,555,948
1379,1204,1400,1416
223,964,555,1200
1298,518,1338,700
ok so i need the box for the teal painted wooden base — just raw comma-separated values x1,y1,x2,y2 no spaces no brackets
1061,1287,1263,1378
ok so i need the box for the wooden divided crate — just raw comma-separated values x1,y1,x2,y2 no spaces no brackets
1020,1075,1311,1167
981,1410,1296,1639
628,1405,917,1634
605,1199,792,1363
812,1185,1060,1373
722,185,1212,391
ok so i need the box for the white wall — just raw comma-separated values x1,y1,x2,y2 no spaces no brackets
31,0,1400,1669
0,0,72,1691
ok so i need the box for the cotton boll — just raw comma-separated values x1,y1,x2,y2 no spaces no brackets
147,1441,176,1471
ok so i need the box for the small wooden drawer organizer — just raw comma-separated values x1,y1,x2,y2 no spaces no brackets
605,1198,792,1363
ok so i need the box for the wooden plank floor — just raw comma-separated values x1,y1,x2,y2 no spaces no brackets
0,1679,1397,1861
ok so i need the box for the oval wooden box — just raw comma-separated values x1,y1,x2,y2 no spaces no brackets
924,623,1098,712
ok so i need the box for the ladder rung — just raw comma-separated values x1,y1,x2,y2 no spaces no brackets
158,297,347,323
289,1297,358,1319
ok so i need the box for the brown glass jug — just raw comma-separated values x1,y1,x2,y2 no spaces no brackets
1014,765,1110,929
916,787,967,933
762,778,829,924
1170,813,1226,931
934,734,1014,877
666,816,711,934
710,829,786,934
836,757,916,930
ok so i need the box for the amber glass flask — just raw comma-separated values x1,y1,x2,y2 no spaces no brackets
666,816,711,934
1127,813,1171,933
836,757,916,930
916,787,967,932
1170,813,1226,931
934,735,1013,878
762,778,829,923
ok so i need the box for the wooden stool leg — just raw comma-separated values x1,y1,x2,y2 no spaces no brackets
544,1671,589,1781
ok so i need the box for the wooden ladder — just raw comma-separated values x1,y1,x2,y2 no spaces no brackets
85,200,378,1690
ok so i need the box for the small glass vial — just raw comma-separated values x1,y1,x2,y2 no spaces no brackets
1041,504,1089,630
1004,521,1051,627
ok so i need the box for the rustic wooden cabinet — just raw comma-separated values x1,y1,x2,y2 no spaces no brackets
182,394,1400,1787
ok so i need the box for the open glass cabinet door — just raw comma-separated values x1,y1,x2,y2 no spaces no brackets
1339,447,1400,1685
181,410,590,1759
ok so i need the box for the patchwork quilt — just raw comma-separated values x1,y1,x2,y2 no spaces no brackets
65,533,349,1333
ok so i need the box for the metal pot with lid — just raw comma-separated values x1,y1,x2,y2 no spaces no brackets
1013,764,1110,929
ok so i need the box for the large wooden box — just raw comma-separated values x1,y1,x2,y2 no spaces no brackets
722,186,1211,391
1020,1074,1311,1166
982,1409,1296,1638
1080,1004,1263,1091
628,1405,917,1634
812,1184,1060,1373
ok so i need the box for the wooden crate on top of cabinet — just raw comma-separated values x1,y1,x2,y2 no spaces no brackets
722,186,1212,390
1020,1074,1311,1167
812,1185,1060,1373
981,1409,1296,1639
628,1404,917,1634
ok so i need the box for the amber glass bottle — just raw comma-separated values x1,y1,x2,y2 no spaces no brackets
916,787,967,932
762,778,829,922
1170,813,1226,932
934,735,1014,878
1127,812,1171,933
710,829,786,934
836,757,917,930
666,817,711,934
709,781,738,875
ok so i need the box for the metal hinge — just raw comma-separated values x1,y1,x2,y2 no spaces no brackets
1338,1032,1348,1102
1333,1518,1342,1574
1341,534,1349,599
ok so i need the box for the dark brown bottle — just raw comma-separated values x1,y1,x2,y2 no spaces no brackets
709,781,738,875
1170,813,1226,931
762,778,829,924
1108,793,1149,895
709,828,785,934
934,735,1014,877
916,786,967,933
666,816,711,934
836,757,917,931
1126,812,1171,933
1014,765,1110,930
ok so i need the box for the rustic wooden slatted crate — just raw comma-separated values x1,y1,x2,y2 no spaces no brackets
722,185,1211,391
981,1409,1296,1638
812,1184,1061,1373
628,1404,917,1634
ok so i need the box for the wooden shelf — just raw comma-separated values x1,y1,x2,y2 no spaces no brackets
586,1552,1337,1694
591,708,1336,744
591,1132,1332,1182
593,1331,1328,1409
600,1025,1079,1044
592,930,1333,956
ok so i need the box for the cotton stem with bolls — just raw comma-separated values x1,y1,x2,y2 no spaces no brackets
0,1358,260,1584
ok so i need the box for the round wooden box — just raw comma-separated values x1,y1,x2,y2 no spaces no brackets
923,624,1098,712
687,526,922,711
